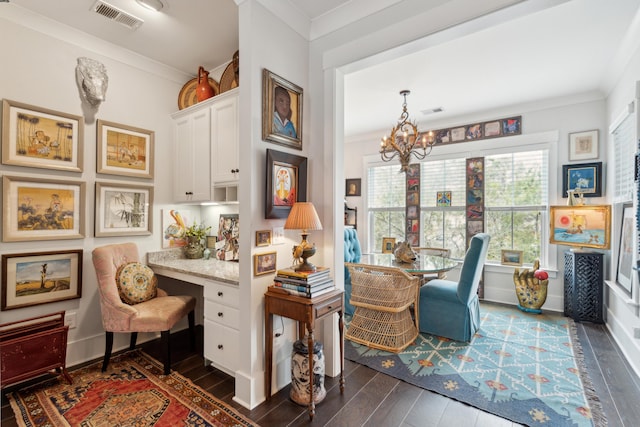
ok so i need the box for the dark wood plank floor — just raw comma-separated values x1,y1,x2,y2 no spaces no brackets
3,313,639,427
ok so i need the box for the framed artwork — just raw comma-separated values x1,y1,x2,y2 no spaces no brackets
216,214,239,261
436,191,452,207
262,69,303,150
502,117,521,135
2,249,83,311
161,209,198,248
346,178,361,196
549,205,611,249
2,175,85,242
501,249,523,266
266,149,307,219
1,99,84,172
569,130,598,161
256,230,272,247
96,119,154,179
382,237,396,254
95,182,153,237
272,226,285,245
617,204,634,293
254,251,277,276
562,162,602,198
206,236,217,249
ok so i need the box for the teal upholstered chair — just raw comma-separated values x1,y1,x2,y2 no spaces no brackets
418,233,490,342
344,228,362,316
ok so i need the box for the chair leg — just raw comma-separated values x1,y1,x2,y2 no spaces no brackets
129,332,138,350
102,332,113,372
188,310,195,351
161,330,171,375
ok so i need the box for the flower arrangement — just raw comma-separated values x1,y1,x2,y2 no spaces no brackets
185,221,211,242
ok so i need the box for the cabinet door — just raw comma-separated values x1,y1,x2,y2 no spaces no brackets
173,108,211,202
211,93,239,184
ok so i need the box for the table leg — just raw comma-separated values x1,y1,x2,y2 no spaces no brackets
306,324,315,420
265,302,273,401
338,309,345,393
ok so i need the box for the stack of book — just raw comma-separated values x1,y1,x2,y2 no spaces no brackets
272,267,334,298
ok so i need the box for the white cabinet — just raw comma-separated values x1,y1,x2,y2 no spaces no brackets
203,279,239,376
172,105,211,202
171,89,239,203
211,89,239,185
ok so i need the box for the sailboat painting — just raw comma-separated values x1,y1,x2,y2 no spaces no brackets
549,205,611,249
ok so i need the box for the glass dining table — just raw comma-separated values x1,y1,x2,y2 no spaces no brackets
358,253,459,278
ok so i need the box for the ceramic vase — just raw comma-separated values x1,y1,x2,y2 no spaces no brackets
184,236,204,259
196,66,215,102
290,338,326,406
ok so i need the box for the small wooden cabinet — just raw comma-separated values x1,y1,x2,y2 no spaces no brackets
563,251,603,323
203,279,239,376
0,311,72,387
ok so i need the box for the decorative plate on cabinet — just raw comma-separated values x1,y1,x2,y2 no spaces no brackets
219,62,238,93
178,77,220,110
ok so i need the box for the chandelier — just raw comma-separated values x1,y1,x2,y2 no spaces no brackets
380,90,434,172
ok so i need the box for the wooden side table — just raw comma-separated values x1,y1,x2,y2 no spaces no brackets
264,287,345,420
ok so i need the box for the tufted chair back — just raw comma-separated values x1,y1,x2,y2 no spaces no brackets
344,228,362,316
92,242,196,374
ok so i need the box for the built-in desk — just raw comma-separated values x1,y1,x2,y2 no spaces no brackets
147,250,240,376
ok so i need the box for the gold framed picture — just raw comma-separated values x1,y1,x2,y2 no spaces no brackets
97,119,154,179
254,251,277,276
2,175,85,242
262,69,302,150
1,99,84,172
501,249,523,266
256,230,272,247
549,205,611,249
382,237,396,254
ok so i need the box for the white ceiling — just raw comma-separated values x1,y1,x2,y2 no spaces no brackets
6,0,640,139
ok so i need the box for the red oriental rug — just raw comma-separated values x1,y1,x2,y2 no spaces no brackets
7,350,259,427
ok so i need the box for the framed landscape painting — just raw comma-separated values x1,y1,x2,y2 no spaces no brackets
1,99,84,172
2,249,83,311
2,175,85,242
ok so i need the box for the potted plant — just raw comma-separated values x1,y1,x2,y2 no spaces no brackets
184,222,211,259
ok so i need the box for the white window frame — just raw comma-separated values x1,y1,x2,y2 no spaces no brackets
363,131,559,270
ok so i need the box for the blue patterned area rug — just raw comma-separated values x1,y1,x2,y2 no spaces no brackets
345,304,607,427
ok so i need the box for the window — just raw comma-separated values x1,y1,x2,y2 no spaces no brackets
367,164,405,252
484,151,548,264
367,147,549,264
612,106,635,202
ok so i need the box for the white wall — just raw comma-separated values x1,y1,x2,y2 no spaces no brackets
604,37,640,377
0,8,201,367
234,0,311,408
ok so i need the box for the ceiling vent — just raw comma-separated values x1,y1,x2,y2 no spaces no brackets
421,107,444,115
92,0,143,30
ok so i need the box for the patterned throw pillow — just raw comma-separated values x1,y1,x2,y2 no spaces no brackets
116,262,157,305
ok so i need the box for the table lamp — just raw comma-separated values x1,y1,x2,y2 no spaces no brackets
284,202,323,272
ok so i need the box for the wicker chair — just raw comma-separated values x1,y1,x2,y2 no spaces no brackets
345,263,420,353
414,247,451,282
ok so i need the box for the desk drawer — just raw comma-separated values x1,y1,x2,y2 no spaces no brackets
204,300,239,329
204,320,238,374
315,294,343,318
203,280,239,307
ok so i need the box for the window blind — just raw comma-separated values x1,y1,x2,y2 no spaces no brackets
613,111,635,202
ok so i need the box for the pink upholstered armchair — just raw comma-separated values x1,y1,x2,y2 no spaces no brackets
92,243,196,374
